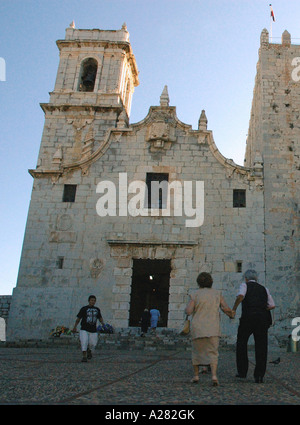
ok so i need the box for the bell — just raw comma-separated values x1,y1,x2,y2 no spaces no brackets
82,71,96,88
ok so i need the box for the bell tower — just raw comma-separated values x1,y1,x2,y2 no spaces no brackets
52,22,139,114
35,22,139,171
6,23,139,340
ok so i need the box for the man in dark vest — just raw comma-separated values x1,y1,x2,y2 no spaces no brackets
232,269,275,383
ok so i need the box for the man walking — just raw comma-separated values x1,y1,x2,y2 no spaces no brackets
232,270,275,383
72,295,104,362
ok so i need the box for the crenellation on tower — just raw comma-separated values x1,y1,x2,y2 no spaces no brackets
282,30,291,47
260,28,269,47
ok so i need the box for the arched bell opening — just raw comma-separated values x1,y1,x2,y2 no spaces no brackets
78,58,98,92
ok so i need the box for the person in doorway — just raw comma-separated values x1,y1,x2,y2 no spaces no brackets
185,272,233,386
140,308,151,337
231,269,275,383
72,295,104,362
149,307,161,334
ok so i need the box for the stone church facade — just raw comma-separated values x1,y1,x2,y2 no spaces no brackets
6,25,299,341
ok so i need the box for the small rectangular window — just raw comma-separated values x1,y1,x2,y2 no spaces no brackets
236,261,243,273
146,173,169,209
63,184,77,202
233,189,246,208
57,257,64,269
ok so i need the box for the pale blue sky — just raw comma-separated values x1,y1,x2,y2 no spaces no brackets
0,0,299,294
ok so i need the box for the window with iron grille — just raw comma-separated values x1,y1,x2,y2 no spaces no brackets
62,184,77,202
57,257,64,269
236,261,243,273
233,189,246,208
146,173,169,209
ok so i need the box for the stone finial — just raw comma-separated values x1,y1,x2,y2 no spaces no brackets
282,30,291,47
122,22,128,31
252,151,263,177
260,28,269,47
52,145,63,169
90,258,104,278
198,110,208,131
117,110,128,128
160,85,170,107
82,128,94,158
69,20,75,29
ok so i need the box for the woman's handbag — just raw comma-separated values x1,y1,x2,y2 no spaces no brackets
180,315,190,335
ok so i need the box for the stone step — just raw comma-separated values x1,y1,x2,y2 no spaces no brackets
98,333,192,351
1,330,192,350
1,331,235,351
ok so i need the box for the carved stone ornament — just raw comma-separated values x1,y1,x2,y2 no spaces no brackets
198,261,213,274
90,258,104,278
56,214,73,231
82,128,94,159
52,145,63,169
146,121,176,153
197,133,208,145
67,118,93,131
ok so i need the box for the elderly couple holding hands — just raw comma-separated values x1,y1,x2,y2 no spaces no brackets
185,270,275,386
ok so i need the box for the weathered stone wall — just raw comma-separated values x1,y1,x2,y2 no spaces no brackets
0,296,12,320
0,296,12,341
7,94,265,341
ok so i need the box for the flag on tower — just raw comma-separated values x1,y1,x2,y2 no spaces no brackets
270,4,275,22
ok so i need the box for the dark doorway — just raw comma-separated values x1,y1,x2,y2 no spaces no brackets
129,259,171,327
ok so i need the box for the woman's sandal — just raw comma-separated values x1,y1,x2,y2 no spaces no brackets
190,376,199,383
212,379,219,387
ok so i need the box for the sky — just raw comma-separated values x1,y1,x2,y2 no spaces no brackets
0,0,300,295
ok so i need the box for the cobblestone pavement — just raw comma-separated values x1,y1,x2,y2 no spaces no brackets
0,345,299,406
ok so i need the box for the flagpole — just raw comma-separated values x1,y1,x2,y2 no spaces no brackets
269,4,275,43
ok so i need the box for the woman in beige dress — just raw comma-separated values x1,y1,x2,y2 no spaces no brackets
185,272,233,386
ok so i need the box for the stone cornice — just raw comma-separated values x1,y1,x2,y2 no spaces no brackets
56,39,131,51
28,169,62,182
131,106,192,131
40,102,124,114
107,239,198,246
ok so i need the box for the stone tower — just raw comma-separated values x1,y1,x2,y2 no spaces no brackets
245,29,300,327
7,23,139,339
